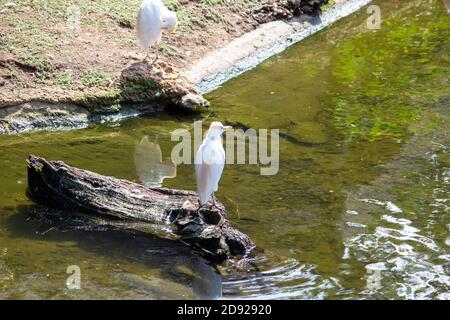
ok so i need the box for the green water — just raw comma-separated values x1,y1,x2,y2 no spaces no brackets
0,0,449,299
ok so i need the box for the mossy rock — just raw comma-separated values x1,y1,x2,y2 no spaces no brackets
119,60,209,112
74,89,121,114
120,78,167,105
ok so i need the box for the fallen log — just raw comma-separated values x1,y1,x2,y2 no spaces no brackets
26,155,256,261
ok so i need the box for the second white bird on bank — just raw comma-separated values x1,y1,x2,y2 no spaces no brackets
195,122,233,209
136,0,178,63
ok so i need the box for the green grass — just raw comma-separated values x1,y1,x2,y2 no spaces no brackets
6,70,28,88
80,69,111,87
160,44,186,59
0,0,266,92
1,0,264,54
58,70,74,87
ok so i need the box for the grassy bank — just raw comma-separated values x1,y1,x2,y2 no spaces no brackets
0,0,265,104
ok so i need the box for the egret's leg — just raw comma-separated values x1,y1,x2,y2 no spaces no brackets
144,49,150,62
151,43,160,64
196,198,204,214
211,193,217,207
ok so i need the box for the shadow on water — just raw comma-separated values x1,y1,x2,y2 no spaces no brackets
3,204,222,300
4,203,336,300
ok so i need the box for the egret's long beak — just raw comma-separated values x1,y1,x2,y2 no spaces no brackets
223,126,233,131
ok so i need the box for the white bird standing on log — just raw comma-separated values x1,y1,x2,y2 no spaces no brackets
136,0,178,63
195,122,232,209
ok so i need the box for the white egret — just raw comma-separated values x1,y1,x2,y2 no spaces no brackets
136,0,178,63
195,122,232,208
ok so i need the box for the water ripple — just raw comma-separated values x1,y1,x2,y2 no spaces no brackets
222,259,335,300
375,227,440,252
345,222,449,299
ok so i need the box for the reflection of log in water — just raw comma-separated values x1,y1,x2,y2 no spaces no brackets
26,155,255,261
5,205,222,299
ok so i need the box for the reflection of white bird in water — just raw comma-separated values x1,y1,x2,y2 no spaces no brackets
134,136,176,187
195,122,232,208
136,0,178,63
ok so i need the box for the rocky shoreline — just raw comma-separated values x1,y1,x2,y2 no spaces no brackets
0,60,209,134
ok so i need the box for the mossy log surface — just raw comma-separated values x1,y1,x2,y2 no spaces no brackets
26,155,255,261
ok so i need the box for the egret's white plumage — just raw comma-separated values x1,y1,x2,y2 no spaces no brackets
136,0,178,61
195,122,232,207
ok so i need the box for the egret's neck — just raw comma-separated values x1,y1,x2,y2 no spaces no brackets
206,133,222,142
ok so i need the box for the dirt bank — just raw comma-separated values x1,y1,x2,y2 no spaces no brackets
0,0,369,133
0,0,264,108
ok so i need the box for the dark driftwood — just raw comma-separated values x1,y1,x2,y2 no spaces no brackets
27,155,255,261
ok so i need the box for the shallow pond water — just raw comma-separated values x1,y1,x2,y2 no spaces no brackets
0,0,449,299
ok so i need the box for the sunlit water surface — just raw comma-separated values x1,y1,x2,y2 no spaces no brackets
0,0,449,299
